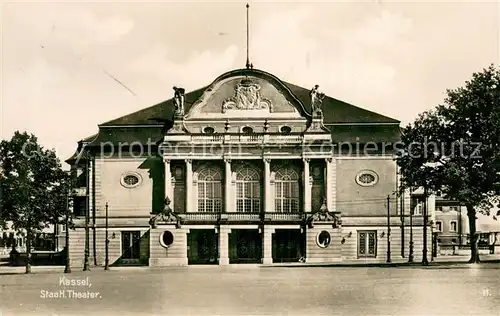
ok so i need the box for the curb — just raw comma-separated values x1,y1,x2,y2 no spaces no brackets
262,259,500,268
1,260,499,274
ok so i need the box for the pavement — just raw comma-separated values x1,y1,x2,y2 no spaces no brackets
0,263,499,316
1,254,500,274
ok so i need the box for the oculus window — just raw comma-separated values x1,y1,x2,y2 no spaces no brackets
120,172,142,188
355,170,378,187
316,231,331,248
160,231,174,248
279,125,292,134
203,126,215,134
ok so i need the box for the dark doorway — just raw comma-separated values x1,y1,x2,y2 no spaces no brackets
229,229,262,264
188,229,218,265
272,229,304,263
120,231,141,265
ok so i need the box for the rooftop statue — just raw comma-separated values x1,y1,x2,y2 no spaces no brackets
173,86,186,116
309,84,325,115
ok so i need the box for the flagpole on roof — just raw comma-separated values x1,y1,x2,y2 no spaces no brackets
245,3,253,69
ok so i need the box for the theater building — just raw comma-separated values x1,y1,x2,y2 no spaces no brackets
67,67,430,266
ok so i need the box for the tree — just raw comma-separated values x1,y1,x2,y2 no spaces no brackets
397,109,447,265
397,65,500,263
0,131,71,273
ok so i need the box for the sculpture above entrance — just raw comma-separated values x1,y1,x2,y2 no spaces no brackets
185,72,304,120
222,78,271,112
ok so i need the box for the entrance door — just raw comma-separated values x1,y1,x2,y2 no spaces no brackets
187,230,218,264
121,231,141,264
273,229,303,263
229,229,262,264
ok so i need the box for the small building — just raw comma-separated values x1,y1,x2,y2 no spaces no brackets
433,196,500,255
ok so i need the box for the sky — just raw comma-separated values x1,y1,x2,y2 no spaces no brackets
1,0,499,166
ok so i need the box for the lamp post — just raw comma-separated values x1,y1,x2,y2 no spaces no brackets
64,194,71,273
400,192,405,258
83,152,90,271
104,202,109,270
387,195,391,263
422,185,429,266
409,197,414,262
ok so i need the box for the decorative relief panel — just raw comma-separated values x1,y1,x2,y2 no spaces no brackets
185,75,302,119
222,78,272,112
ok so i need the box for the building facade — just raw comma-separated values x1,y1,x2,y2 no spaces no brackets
433,196,500,255
67,68,431,266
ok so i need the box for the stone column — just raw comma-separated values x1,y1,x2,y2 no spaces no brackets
224,159,231,212
164,159,173,205
325,158,335,212
218,226,230,265
264,159,271,213
262,226,273,264
303,158,311,213
185,159,193,213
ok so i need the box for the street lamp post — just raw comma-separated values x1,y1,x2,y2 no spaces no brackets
409,205,414,263
387,195,391,263
64,194,71,273
422,186,429,266
83,153,90,271
104,202,109,270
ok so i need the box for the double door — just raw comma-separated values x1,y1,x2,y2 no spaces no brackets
121,231,141,264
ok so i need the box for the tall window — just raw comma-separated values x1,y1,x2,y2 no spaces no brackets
236,167,260,213
358,231,377,258
413,201,423,215
197,167,223,213
435,221,442,232
275,167,300,213
450,221,458,232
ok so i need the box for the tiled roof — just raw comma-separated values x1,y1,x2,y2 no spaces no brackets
101,68,399,126
101,87,207,126
72,68,401,152
87,126,164,147
328,124,401,143
282,81,399,124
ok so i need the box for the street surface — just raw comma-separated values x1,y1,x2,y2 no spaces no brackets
1,264,499,316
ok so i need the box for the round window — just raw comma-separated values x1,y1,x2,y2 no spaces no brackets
203,126,215,134
280,126,292,134
242,126,254,134
316,231,331,248
124,175,139,186
120,172,142,188
160,231,174,248
355,170,379,187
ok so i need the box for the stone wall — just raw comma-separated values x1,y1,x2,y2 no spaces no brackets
149,226,188,266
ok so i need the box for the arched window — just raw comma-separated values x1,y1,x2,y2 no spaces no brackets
236,167,260,213
197,167,223,213
274,167,300,213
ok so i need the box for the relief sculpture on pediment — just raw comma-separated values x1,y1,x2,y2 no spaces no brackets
222,78,272,112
